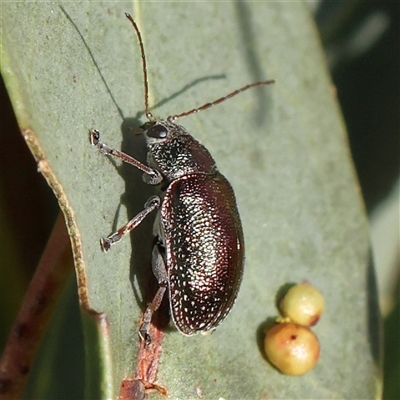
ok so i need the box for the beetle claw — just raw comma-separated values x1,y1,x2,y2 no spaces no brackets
100,237,111,252
138,329,151,345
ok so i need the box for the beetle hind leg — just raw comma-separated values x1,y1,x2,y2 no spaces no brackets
139,244,168,344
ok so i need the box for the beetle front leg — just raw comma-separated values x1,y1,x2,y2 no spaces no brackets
101,196,160,251
139,244,168,344
90,129,163,185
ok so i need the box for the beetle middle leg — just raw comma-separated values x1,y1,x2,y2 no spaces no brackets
139,244,168,344
100,196,160,251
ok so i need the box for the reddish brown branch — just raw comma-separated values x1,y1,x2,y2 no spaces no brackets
119,321,167,400
0,213,73,398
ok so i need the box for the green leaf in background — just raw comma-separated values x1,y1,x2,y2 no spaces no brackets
1,2,381,399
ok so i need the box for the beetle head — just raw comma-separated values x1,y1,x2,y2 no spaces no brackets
140,120,217,182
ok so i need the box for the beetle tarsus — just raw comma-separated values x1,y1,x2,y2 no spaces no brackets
90,129,100,145
143,170,163,185
138,306,153,344
138,328,152,345
100,237,112,252
90,129,113,156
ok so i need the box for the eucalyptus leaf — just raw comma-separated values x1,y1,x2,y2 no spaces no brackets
1,2,381,399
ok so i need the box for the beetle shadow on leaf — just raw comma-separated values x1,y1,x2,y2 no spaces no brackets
119,117,173,333
118,117,156,313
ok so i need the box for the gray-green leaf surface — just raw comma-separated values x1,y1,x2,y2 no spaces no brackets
1,2,381,399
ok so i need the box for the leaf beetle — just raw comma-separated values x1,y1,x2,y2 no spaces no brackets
90,13,274,342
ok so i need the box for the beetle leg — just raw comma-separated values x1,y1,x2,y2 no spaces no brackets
139,244,168,344
90,129,163,185
100,196,160,251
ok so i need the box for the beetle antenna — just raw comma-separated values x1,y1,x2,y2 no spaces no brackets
125,13,155,122
167,80,275,122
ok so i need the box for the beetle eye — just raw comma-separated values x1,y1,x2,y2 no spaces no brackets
147,124,168,139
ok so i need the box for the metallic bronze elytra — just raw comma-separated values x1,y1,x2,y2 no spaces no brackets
90,13,274,342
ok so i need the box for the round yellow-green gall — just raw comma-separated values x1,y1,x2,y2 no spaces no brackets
264,322,320,375
279,283,325,326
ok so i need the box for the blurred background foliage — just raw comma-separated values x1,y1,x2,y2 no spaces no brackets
0,0,398,398
315,3,399,397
